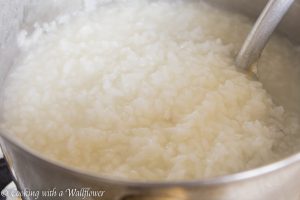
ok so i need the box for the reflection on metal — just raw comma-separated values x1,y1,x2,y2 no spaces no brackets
122,188,188,200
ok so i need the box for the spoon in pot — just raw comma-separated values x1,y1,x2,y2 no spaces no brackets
235,0,294,71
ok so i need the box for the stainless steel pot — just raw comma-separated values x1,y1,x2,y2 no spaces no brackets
0,0,300,200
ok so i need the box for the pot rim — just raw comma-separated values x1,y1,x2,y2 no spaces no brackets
1,130,300,187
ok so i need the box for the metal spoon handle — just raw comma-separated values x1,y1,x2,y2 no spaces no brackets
236,0,294,70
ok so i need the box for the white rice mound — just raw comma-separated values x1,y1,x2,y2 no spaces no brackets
2,0,300,181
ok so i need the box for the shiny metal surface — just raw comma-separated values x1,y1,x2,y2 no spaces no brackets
236,0,295,70
0,0,300,200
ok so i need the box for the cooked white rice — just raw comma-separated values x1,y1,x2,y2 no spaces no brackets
1,0,300,181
